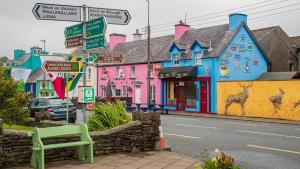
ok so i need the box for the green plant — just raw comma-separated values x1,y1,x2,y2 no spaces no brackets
3,123,33,130
197,149,241,169
88,101,132,131
0,69,30,124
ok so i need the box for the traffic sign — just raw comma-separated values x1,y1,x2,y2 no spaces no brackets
86,35,106,50
65,36,83,48
97,53,124,64
88,7,131,25
78,87,95,103
32,3,81,22
86,17,107,37
42,61,80,73
65,23,83,38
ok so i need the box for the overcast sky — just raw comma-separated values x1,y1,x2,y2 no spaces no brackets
1,0,300,59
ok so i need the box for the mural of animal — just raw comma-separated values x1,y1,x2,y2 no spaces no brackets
269,88,285,115
225,83,252,115
294,100,300,109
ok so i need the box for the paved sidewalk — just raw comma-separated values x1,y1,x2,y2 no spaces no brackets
168,111,300,125
11,151,200,169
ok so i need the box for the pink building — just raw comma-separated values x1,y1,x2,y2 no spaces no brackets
96,32,174,105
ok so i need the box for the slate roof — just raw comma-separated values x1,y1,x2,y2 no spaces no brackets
291,36,300,48
258,72,300,80
14,53,30,66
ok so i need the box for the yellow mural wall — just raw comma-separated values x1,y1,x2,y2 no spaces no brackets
217,81,300,121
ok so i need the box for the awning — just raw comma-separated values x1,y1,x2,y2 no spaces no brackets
158,66,197,79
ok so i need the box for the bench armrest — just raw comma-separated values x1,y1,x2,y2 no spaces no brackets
28,131,34,137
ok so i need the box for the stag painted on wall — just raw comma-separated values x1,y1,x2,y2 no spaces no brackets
269,88,285,116
224,83,252,115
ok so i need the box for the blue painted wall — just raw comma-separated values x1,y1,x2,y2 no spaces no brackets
22,47,42,73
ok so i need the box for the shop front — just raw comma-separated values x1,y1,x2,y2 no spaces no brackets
159,66,210,113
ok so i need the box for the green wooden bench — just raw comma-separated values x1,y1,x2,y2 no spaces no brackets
28,124,94,169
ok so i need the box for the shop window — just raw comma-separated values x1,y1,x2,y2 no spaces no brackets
101,68,107,80
123,85,128,97
173,54,180,66
186,81,197,107
116,67,125,78
167,81,176,105
116,89,121,96
130,66,136,78
100,85,106,97
195,52,202,65
150,85,155,103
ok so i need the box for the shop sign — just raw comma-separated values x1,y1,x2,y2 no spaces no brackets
132,80,143,84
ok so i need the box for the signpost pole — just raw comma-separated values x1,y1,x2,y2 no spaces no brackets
82,5,87,123
66,73,69,124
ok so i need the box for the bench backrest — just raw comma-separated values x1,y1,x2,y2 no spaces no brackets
35,124,87,139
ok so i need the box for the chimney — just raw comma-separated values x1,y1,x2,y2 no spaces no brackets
132,29,143,41
109,33,126,49
175,20,191,39
229,13,248,31
13,49,26,60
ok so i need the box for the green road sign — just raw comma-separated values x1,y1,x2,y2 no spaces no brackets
86,35,106,50
83,87,95,103
65,23,83,38
86,17,106,37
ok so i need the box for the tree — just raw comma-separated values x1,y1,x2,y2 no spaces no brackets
0,68,30,124
0,56,8,66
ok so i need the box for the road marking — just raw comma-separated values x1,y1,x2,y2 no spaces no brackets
227,122,258,126
171,117,203,122
236,130,300,139
175,123,218,130
165,133,201,140
247,144,300,155
294,128,300,131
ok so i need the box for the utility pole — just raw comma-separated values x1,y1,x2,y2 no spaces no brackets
146,0,151,106
40,40,46,97
82,5,87,123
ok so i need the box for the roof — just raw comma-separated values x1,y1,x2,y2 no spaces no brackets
14,53,30,66
257,72,300,80
27,68,51,83
291,36,300,48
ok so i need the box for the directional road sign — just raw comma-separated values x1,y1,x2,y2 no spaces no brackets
65,23,83,38
32,3,81,22
86,17,107,37
65,36,83,48
86,35,106,50
42,61,80,73
88,7,131,25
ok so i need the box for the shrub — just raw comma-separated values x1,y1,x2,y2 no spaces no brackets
88,101,132,131
196,149,241,169
0,68,30,124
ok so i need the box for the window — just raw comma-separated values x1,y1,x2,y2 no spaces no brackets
116,89,121,96
186,81,197,106
123,85,128,97
195,52,202,65
87,68,92,80
150,65,154,78
100,85,106,97
116,67,125,78
101,68,107,80
150,85,155,103
130,66,136,78
173,54,180,66
111,86,116,96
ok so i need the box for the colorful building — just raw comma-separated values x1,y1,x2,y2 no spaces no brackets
159,13,270,113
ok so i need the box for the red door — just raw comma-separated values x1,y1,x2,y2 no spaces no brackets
200,82,208,113
176,86,186,111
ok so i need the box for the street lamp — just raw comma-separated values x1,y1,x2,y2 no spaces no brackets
146,0,151,106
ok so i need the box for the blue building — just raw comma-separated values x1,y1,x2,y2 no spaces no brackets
159,13,270,113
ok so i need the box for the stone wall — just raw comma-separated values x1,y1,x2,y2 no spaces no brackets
0,112,160,168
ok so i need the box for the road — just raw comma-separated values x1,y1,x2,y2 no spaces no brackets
161,115,300,169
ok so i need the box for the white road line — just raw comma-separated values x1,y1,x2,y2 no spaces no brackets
165,133,201,140
175,123,218,130
294,128,300,131
172,117,203,122
227,122,258,126
236,130,300,139
247,144,300,155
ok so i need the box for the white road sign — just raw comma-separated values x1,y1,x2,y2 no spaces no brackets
88,8,131,25
32,3,81,22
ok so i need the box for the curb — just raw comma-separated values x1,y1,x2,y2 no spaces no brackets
166,112,300,125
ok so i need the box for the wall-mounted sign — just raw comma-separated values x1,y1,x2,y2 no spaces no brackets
132,80,143,84
97,53,124,64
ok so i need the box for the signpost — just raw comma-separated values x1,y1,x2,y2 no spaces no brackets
65,36,83,48
78,87,95,103
64,23,83,38
86,17,106,37
42,61,80,73
88,7,131,25
32,3,81,22
86,35,106,50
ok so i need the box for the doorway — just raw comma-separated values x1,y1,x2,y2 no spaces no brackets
200,81,208,113
176,85,185,111
135,86,141,104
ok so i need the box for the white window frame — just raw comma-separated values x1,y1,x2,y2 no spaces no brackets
195,51,202,65
123,85,128,97
174,54,180,66
130,66,136,78
150,85,155,103
100,85,106,97
111,86,116,96
116,67,125,78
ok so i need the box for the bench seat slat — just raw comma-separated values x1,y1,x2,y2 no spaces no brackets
32,141,91,150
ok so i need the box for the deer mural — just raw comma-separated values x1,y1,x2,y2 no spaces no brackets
293,100,300,109
269,88,285,115
225,83,252,115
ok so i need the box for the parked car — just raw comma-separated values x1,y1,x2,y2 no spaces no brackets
28,97,76,123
